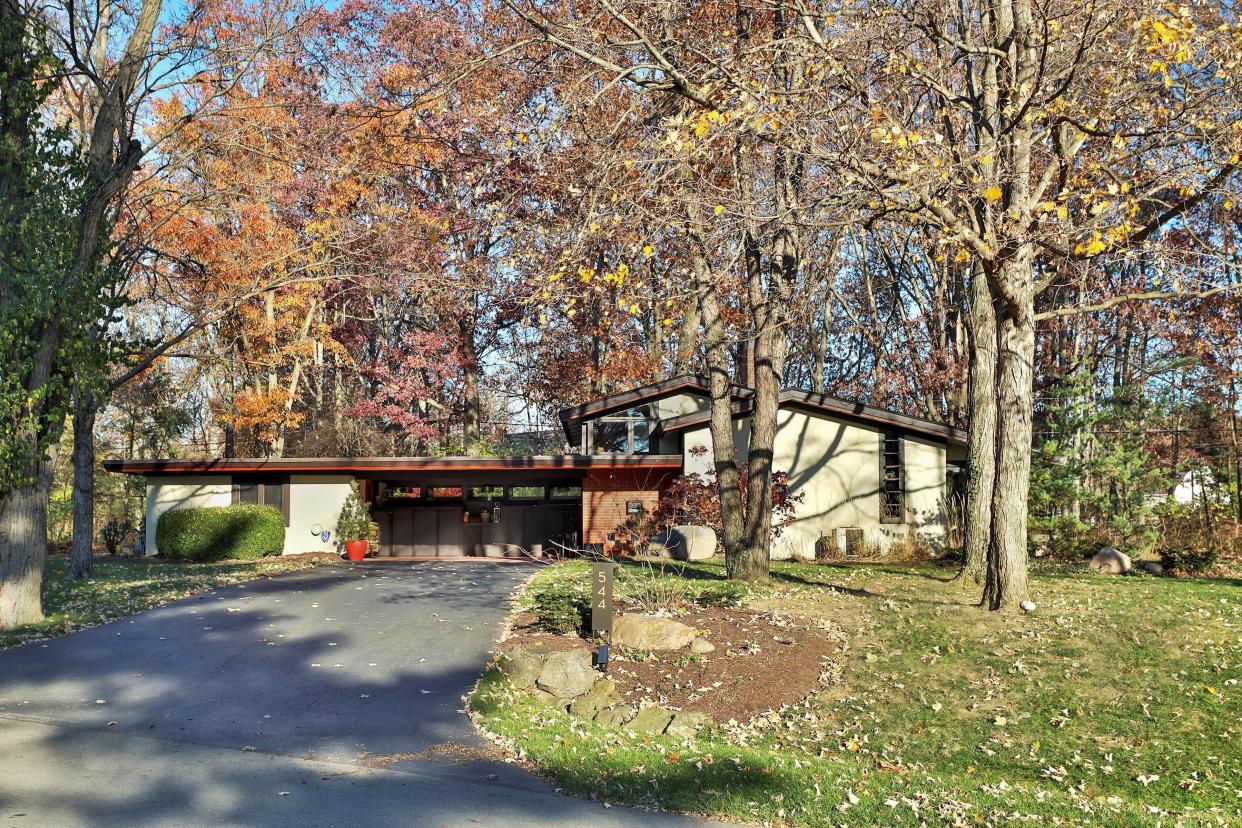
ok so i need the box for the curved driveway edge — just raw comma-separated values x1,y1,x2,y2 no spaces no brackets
0,563,722,827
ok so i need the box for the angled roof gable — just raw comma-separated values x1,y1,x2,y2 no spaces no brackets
654,389,966,445
557,374,751,445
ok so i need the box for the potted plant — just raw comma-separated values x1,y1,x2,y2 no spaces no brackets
337,482,376,562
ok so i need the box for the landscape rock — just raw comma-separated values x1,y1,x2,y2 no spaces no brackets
676,525,718,561
535,650,598,699
591,678,617,695
644,534,676,559
1141,561,1165,575
1088,547,1131,575
624,706,675,734
594,705,636,728
530,688,569,710
665,711,712,739
689,638,715,655
647,525,717,561
497,648,546,689
1020,600,1036,613
613,614,696,651
569,692,614,719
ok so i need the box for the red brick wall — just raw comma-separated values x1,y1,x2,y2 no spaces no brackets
582,469,674,554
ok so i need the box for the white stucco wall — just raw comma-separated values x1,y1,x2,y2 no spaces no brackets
286,475,355,554
145,476,233,556
772,409,882,559
681,420,752,477
679,407,952,559
145,473,357,556
653,392,709,420
901,435,948,539
773,412,950,558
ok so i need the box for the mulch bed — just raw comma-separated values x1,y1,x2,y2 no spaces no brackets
501,606,843,723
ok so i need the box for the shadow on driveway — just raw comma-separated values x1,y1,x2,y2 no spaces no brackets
0,564,720,827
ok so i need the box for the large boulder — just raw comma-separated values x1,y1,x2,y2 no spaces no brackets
647,525,717,561
625,706,675,734
535,650,597,699
613,614,696,651
1088,547,1131,575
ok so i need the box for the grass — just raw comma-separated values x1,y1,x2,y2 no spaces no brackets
472,558,1242,826
0,554,337,650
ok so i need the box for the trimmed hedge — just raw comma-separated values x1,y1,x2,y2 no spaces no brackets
156,505,285,562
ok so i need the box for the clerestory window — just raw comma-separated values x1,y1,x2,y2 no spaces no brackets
585,406,652,455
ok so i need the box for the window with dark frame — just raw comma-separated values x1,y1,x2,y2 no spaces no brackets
508,485,545,500
879,432,904,523
550,485,582,499
585,406,654,455
626,500,644,515
232,479,290,527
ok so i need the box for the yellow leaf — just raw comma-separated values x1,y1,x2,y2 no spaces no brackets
642,245,654,257
983,186,1003,202
714,205,725,215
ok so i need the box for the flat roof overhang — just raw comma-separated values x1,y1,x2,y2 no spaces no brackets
103,455,685,477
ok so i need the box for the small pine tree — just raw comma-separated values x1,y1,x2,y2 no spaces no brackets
335,481,376,551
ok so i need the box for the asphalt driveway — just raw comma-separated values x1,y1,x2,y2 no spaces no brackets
0,563,719,827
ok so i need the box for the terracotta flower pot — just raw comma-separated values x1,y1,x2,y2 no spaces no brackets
345,540,368,562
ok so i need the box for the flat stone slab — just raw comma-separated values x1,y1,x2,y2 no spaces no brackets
625,706,675,734
613,615,695,651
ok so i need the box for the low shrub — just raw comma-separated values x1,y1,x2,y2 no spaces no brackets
1156,503,1237,575
101,518,131,555
1159,543,1219,575
156,505,285,562
529,583,590,634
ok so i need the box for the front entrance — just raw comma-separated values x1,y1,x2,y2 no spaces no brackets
370,481,582,557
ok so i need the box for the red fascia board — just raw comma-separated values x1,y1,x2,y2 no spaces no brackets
102,456,686,475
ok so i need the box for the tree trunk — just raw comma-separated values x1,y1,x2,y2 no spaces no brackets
1230,373,1241,524
69,389,97,580
672,296,701,375
459,316,481,448
982,295,1035,610
682,159,745,571
0,451,58,630
700,293,746,572
958,263,996,585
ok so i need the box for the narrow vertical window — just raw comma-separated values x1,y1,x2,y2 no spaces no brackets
880,432,904,523
237,482,259,504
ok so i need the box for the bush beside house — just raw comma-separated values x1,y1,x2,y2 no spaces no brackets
156,505,285,561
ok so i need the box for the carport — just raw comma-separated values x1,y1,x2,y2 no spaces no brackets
366,473,584,558
105,454,684,558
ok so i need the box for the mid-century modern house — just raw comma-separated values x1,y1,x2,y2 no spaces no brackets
105,375,966,559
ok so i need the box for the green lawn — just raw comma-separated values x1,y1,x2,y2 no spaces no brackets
0,554,337,650
471,559,1242,827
